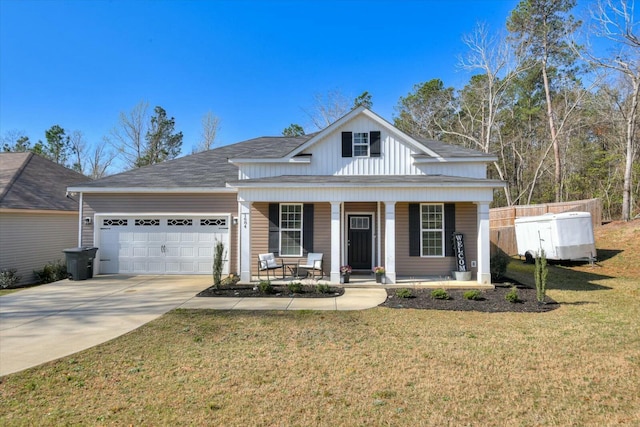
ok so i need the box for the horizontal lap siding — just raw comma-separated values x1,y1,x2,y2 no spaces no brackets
395,202,477,276
0,212,78,285
82,193,238,274
251,203,331,277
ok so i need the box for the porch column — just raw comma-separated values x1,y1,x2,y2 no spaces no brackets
476,202,491,285
239,200,252,283
330,202,341,284
384,202,396,284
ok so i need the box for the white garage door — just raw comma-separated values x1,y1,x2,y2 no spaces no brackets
97,215,230,275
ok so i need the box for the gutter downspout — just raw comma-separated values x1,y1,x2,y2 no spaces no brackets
77,192,83,247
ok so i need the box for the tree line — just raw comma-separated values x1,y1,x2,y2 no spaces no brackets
2,0,637,221
392,0,638,221
1,103,215,179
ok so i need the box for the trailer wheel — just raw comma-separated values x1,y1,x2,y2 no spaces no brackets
525,252,535,264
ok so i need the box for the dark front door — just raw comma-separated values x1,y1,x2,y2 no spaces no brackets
348,215,373,270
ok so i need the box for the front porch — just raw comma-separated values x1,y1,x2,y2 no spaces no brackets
247,273,495,289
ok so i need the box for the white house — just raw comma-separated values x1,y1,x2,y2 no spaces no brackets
68,107,504,285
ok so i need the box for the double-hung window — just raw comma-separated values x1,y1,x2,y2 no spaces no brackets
280,204,303,256
353,132,369,157
421,204,444,256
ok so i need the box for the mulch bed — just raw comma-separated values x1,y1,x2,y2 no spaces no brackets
196,280,558,313
380,283,559,313
196,284,344,298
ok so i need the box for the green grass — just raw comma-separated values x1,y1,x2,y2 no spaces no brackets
1,222,639,425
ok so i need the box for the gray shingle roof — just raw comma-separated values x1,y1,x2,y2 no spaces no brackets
71,129,494,190
413,137,493,158
0,152,89,211
71,135,313,189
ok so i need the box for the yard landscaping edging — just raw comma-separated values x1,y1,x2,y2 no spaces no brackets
380,283,558,312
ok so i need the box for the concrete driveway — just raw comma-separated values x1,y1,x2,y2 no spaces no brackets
0,275,211,376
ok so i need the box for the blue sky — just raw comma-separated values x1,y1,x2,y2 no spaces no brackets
2,0,543,160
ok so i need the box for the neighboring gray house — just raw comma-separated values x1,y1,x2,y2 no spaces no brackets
0,152,89,285
69,108,504,284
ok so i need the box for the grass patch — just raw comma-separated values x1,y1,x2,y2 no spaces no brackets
1,221,639,425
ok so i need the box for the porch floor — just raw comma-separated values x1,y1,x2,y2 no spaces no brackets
249,274,494,289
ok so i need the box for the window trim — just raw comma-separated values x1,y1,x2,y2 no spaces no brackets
352,132,370,157
420,203,445,257
279,203,303,257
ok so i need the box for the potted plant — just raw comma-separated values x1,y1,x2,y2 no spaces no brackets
340,265,352,283
373,266,385,283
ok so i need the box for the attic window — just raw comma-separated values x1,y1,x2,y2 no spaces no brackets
342,131,381,158
353,133,369,157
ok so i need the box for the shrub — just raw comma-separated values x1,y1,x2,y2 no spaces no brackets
505,286,520,303
463,290,483,300
220,274,240,287
212,241,226,289
490,250,511,281
258,280,273,294
395,288,413,298
534,248,548,303
287,282,303,293
0,268,21,289
316,283,331,294
34,260,67,284
431,288,450,300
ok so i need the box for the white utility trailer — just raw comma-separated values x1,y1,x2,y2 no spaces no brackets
514,212,597,263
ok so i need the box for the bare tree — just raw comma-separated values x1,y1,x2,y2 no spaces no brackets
303,89,351,130
87,138,116,179
69,130,115,178
454,23,529,205
194,111,220,153
69,130,87,173
588,0,640,221
2,129,31,152
106,100,149,170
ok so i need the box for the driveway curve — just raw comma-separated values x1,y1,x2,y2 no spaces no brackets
0,275,210,376
0,275,387,376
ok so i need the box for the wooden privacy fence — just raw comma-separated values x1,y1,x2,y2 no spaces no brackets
490,198,602,256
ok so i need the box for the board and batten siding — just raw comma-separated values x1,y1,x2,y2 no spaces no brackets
0,211,78,285
250,202,331,277
82,193,239,274
238,115,487,180
395,202,478,276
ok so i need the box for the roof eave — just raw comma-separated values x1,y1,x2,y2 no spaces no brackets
67,186,237,193
228,180,506,189
228,156,311,164
413,156,498,163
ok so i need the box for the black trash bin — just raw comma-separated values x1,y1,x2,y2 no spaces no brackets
63,247,98,280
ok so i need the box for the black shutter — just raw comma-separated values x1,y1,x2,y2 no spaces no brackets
303,204,314,254
444,203,456,256
268,203,279,255
342,132,352,157
409,203,420,256
370,131,381,157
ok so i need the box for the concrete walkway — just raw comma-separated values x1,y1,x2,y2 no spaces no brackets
0,275,386,376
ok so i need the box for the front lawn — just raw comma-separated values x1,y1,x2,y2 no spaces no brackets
0,221,639,425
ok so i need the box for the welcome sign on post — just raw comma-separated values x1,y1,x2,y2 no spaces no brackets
452,232,467,272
